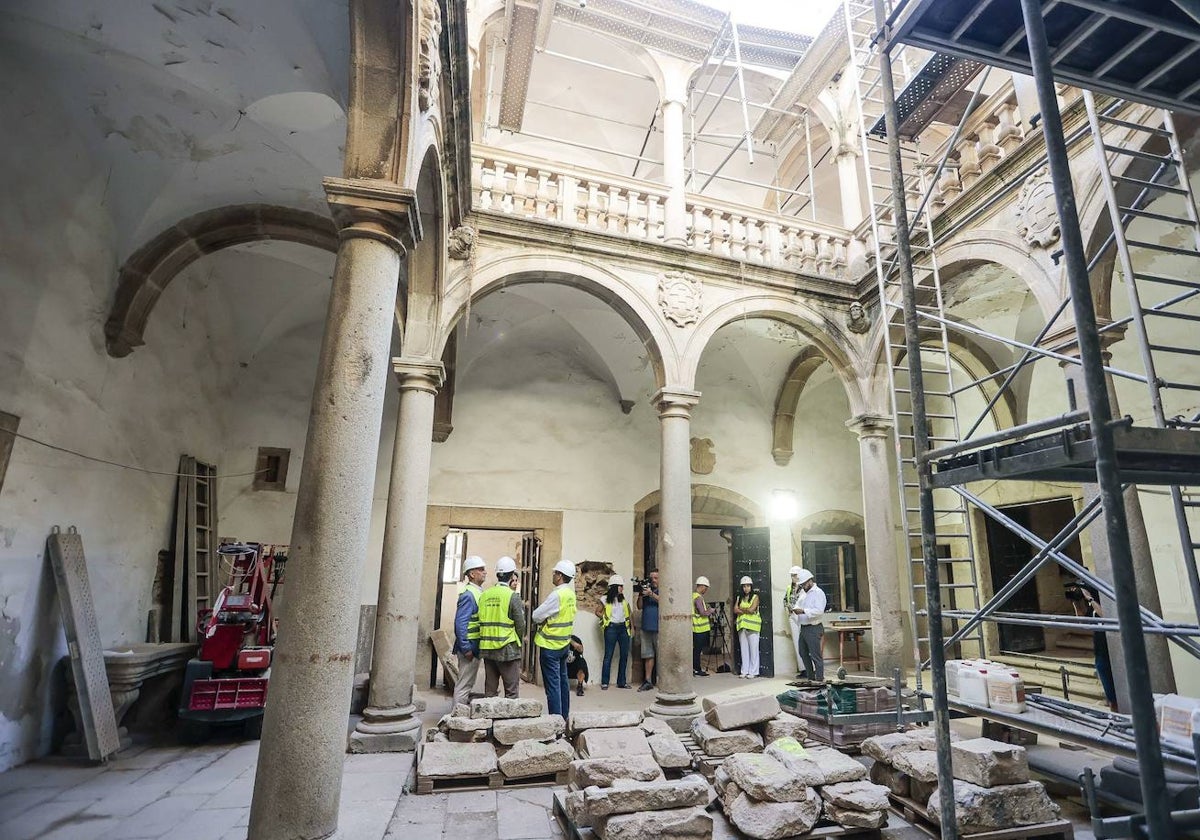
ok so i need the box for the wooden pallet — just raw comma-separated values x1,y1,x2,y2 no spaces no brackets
889,792,1074,840
415,766,568,794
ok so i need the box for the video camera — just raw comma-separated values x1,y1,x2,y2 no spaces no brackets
630,576,653,593
1064,583,1086,602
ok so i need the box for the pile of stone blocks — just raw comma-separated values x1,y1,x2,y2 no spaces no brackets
712,737,889,838
420,697,574,785
689,689,808,780
562,710,713,838
862,733,1060,834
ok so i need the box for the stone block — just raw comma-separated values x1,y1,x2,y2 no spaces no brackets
761,737,825,785
760,712,808,745
565,789,591,828
583,776,710,816
569,710,644,733
825,803,888,829
440,714,492,743
691,719,763,757
492,714,566,745
723,753,811,803
641,717,675,737
911,777,936,807
861,730,938,764
951,737,1030,787
648,733,693,769
470,697,542,719
701,690,781,731
869,760,910,797
452,703,471,718
594,806,713,840
763,739,867,785
419,741,498,777
819,780,891,811
927,780,1061,834
892,749,939,783
727,788,821,839
569,755,665,788
498,738,574,779
578,726,652,758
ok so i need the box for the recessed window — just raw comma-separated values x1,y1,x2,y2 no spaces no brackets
253,447,290,491
443,529,467,583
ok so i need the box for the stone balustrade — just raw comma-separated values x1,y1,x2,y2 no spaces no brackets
472,147,852,278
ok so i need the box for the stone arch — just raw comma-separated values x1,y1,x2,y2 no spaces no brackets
435,250,675,387
402,145,447,358
104,204,337,358
681,295,866,415
632,484,765,577
771,347,828,467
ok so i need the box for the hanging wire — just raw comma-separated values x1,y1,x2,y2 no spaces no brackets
1,428,269,478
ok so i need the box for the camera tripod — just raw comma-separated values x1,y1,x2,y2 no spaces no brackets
705,601,732,673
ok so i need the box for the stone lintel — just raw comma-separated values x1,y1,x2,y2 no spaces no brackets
324,177,422,252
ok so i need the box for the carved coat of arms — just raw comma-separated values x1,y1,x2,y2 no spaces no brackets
658,271,702,328
1015,168,1061,248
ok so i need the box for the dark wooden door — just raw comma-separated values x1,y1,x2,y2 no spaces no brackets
984,507,1046,653
731,527,774,677
519,533,542,682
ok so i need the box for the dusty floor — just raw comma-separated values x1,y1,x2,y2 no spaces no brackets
0,672,1105,840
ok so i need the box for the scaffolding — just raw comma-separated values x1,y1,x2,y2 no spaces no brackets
852,1,1200,839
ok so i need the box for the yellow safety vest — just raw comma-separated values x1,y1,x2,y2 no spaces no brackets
476,584,520,651
535,585,577,650
463,582,482,641
600,599,632,632
693,593,711,633
736,595,761,633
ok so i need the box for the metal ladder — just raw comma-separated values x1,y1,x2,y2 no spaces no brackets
171,455,219,642
843,0,986,679
1084,92,1200,627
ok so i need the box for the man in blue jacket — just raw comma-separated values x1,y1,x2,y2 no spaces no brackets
453,555,487,707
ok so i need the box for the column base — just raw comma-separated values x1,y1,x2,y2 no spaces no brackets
348,703,422,753
646,691,702,733
662,236,688,248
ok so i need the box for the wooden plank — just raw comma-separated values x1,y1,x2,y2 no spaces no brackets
170,456,189,643
47,527,121,761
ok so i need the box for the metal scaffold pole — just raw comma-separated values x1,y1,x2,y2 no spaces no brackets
871,3,957,838
1017,0,1174,836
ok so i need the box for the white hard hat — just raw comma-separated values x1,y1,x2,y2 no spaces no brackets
496,556,518,574
796,568,814,584
695,576,710,587
554,559,576,578
608,575,625,587
789,565,803,577
739,576,753,586
463,556,485,573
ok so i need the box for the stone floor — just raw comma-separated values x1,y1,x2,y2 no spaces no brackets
0,672,1105,840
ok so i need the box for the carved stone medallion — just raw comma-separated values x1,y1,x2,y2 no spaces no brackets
447,225,476,260
690,437,715,475
1015,167,1061,248
658,271,702,328
418,0,443,113
846,300,870,334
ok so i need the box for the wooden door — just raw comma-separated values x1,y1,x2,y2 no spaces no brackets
731,527,774,677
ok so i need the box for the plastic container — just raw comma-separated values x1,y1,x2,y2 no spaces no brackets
1156,694,1200,749
959,664,991,708
986,670,1027,713
946,660,974,698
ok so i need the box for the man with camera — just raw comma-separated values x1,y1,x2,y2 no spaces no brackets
1065,579,1118,711
635,570,659,692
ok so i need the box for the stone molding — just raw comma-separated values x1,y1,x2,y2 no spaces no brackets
655,388,700,419
392,357,446,393
845,413,894,439
324,177,422,253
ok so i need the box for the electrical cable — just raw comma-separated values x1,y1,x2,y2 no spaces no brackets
1,428,270,479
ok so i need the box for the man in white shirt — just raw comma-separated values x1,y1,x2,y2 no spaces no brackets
790,568,827,682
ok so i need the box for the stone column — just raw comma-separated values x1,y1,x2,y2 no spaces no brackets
835,145,865,230
1052,326,1176,705
248,179,419,840
648,388,702,730
350,358,445,753
846,414,905,678
657,58,690,247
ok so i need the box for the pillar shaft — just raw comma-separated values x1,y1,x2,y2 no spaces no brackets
648,388,701,729
248,179,418,840
661,97,688,245
350,358,444,752
847,414,905,677
836,149,864,230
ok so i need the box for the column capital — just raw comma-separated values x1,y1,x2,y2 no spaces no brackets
324,177,422,253
654,388,700,418
392,357,445,393
834,142,861,159
846,413,893,439
1044,318,1126,364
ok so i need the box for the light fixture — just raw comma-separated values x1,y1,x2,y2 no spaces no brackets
769,489,799,522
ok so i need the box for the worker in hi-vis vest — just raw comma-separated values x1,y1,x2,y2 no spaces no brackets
692,576,713,676
452,555,487,706
476,555,527,699
532,559,578,717
734,575,761,679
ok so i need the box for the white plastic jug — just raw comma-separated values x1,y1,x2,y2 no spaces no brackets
1156,694,1200,749
987,670,1027,713
960,664,991,708
946,660,973,698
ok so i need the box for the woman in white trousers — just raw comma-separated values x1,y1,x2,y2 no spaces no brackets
734,576,761,678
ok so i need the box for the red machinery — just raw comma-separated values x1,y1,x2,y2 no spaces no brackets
178,542,286,742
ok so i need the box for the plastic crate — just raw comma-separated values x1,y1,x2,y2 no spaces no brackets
188,677,268,711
